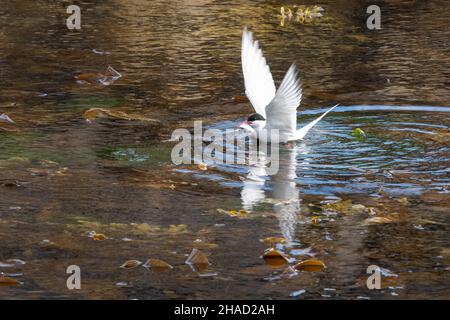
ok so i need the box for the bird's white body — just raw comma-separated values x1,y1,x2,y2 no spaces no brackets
240,28,337,143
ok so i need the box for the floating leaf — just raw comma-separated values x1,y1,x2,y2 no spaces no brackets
0,259,26,268
83,108,160,124
234,95,248,103
399,197,408,206
120,260,142,269
0,276,20,286
143,259,173,271
321,199,353,214
346,34,370,42
168,224,188,233
238,209,247,217
217,208,228,215
262,237,286,246
217,208,247,218
262,248,289,267
295,259,326,272
228,210,238,216
132,223,160,234
92,233,107,241
311,216,320,225
415,218,443,226
75,72,98,81
352,128,367,141
185,248,209,272
350,204,367,215
198,163,207,171
0,180,23,188
75,66,121,86
363,216,393,225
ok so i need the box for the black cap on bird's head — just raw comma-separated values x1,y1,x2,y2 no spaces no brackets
239,112,265,130
247,113,265,122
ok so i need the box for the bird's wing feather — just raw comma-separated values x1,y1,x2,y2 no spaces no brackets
294,104,338,140
241,28,276,118
265,64,302,142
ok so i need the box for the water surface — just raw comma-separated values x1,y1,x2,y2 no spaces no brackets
1,0,449,299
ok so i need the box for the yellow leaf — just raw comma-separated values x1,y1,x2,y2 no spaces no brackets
133,223,158,234
0,276,20,286
239,209,247,217
168,224,188,233
400,197,408,206
229,210,238,216
198,163,207,171
120,260,142,269
321,200,353,214
92,233,107,241
295,259,326,272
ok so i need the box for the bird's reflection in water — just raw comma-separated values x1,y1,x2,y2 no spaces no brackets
241,141,310,247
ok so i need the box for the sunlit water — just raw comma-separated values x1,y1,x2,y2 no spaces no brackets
1,1,449,299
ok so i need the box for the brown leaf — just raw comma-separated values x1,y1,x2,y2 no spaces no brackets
0,180,23,188
295,259,326,272
144,259,173,271
83,108,160,123
185,248,209,271
0,276,20,286
262,248,289,267
120,260,142,269
75,73,98,81
234,95,248,103
238,209,248,217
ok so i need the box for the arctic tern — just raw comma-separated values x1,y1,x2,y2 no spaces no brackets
239,27,337,143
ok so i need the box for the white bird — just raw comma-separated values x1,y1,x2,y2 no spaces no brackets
239,27,337,143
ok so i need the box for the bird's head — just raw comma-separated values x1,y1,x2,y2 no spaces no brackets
239,113,266,132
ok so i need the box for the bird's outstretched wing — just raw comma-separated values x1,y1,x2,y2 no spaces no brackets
265,64,303,142
294,104,338,140
241,28,276,119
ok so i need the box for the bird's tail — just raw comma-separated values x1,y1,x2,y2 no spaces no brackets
294,104,339,140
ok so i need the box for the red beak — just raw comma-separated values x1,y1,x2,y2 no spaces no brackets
238,120,252,128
